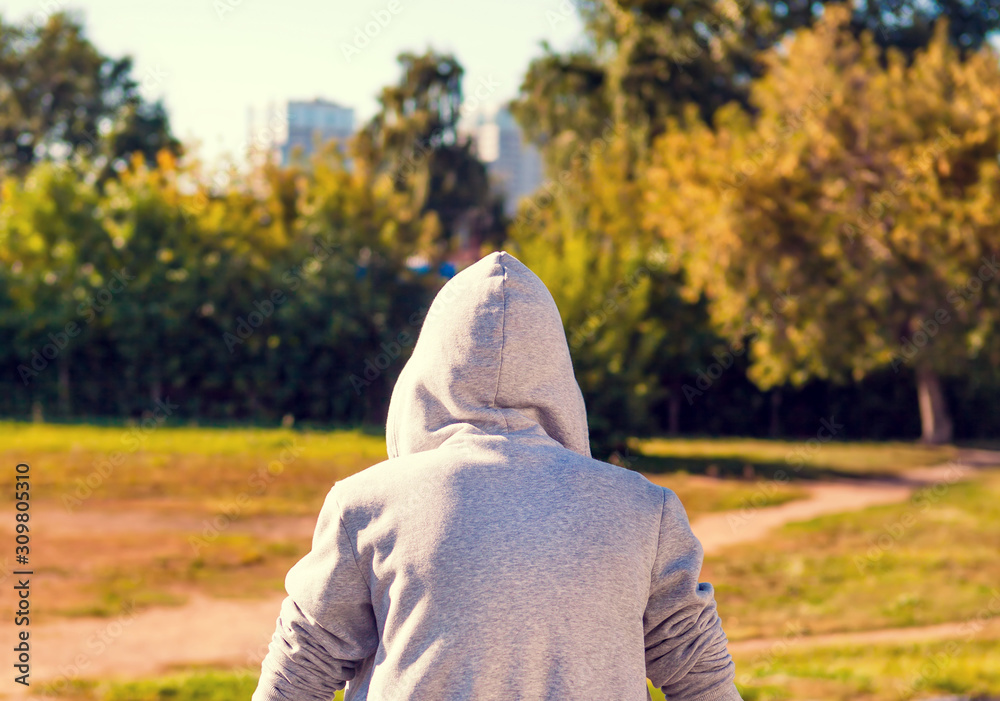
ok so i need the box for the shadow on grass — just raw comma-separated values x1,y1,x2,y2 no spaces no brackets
619,451,901,483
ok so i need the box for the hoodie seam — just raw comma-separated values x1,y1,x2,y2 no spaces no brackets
648,487,667,600
332,490,372,592
491,258,511,434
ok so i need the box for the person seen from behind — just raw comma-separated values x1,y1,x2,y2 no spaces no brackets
253,251,742,700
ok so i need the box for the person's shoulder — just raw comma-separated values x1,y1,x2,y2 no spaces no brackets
329,450,437,502
558,449,667,502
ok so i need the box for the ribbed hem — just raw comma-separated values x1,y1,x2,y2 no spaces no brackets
695,682,744,700
250,685,288,701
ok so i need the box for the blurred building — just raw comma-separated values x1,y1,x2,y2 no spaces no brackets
279,98,355,165
470,107,544,216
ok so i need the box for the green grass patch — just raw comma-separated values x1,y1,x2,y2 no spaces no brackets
630,437,956,480
52,533,308,618
30,632,1000,701
33,668,335,701
648,473,808,516
731,631,1000,700
706,468,1000,640
0,422,388,513
2,421,388,460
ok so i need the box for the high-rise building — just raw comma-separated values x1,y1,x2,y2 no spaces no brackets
280,98,355,165
471,107,544,216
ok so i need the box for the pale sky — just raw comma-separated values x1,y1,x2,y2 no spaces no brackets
1,0,585,167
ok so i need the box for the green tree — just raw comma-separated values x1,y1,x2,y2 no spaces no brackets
644,7,1000,443
508,131,721,453
0,10,179,178
509,46,613,172
0,160,107,414
513,0,1000,170
352,50,503,261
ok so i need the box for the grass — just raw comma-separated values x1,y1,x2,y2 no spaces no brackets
43,532,307,619
10,421,995,701
645,472,807,516
629,437,957,480
6,423,815,518
2,421,388,459
727,630,1000,700
37,630,1000,701
0,423,817,620
705,468,1000,641
32,669,326,701
0,422,387,515
3,422,968,622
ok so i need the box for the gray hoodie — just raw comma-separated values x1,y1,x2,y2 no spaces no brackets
253,251,741,701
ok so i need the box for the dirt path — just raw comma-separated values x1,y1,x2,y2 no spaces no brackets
729,616,1000,656
2,454,995,696
692,479,913,555
10,594,286,695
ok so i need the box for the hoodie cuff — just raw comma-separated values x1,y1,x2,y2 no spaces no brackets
690,682,744,700
250,683,288,701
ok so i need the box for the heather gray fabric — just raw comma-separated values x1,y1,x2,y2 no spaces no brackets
253,251,741,701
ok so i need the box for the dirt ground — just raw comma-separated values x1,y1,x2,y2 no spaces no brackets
2,452,997,698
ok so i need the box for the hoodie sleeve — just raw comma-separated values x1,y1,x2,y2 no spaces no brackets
253,487,379,701
644,487,742,701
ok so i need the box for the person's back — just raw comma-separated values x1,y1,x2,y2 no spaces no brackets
253,251,741,700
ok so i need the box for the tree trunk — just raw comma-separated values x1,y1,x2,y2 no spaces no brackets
57,354,70,416
768,389,782,438
668,379,681,436
916,366,953,444
150,369,162,405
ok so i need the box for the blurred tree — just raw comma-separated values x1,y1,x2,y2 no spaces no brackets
509,2,739,445
352,50,504,262
273,144,431,423
512,0,1000,169
510,47,614,171
0,10,179,179
644,7,1000,443
0,161,107,414
0,139,434,423
508,131,722,455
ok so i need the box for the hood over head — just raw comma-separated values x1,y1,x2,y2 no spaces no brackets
386,251,591,459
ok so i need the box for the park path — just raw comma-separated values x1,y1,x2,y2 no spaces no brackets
3,450,998,697
728,617,1000,656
